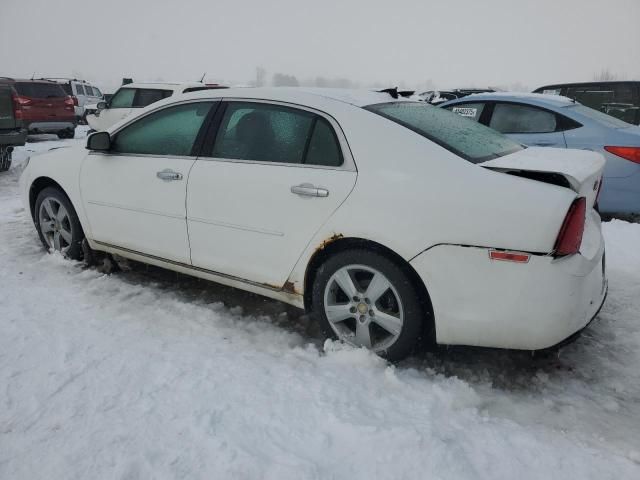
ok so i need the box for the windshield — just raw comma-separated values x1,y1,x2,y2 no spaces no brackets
566,104,633,128
365,102,523,163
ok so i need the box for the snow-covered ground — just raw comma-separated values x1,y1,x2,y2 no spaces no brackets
1,129,639,479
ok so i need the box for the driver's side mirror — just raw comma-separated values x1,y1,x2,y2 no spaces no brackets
86,131,111,151
97,101,107,111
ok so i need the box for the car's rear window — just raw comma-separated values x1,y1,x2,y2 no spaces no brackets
566,104,633,128
14,82,67,99
365,102,523,163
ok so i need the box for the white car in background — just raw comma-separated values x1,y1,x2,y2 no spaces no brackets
20,88,607,360
86,82,226,131
45,78,104,123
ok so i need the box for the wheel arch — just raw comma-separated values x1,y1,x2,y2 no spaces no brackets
302,236,436,341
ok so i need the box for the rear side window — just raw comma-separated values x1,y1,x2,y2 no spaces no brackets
446,102,486,122
489,103,557,133
211,102,343,166
112,102,213,156
133,89,172,108
75,84,86,96
366,102,522,163
109,88,136,108
14,82,66,99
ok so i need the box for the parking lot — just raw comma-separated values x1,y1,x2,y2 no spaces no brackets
1,130,639,478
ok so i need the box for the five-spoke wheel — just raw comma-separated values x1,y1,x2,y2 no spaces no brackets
312,249,427,360
34,187,84,260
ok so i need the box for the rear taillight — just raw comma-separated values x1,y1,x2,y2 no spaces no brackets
554,197,586,257
65,96,76,107
11,94,25,120
14,95,32,107
604,146,640,164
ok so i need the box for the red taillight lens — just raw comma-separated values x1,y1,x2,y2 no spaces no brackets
489,250,530,263
554,197,586,257
65,96,76,107
604,146,640,164
12,94,25,120
14,95,32,107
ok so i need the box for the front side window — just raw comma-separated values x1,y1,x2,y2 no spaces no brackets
111,102,213,156
109,88,136,108
366,102,522,163
446,102,486,122
93,87,102,97
489,103,557,133
211,102,343,166
132,89,173,108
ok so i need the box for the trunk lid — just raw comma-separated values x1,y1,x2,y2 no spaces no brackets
480,147,606,208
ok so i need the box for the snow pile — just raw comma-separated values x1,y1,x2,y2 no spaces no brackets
0,132,639,479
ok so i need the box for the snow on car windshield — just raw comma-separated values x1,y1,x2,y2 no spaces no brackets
366,102,523,163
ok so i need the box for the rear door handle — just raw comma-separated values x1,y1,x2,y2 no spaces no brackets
156,169,183,181
291,183,329,197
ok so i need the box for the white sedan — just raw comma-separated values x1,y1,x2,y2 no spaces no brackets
20,88,608,360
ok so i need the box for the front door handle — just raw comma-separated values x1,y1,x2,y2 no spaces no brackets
156,169,183,181
291,183,329,197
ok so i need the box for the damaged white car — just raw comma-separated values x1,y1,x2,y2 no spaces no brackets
20,87,607,360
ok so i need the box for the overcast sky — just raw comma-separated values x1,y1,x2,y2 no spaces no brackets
1,0,638,92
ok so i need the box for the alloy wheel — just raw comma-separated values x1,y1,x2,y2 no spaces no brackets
323,264,404,351
38,197,73,254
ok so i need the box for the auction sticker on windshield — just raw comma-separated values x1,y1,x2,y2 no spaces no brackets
452,107,478,118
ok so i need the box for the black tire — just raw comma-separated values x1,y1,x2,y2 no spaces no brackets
311,249,427,361
34,187,85,260
56,129,75,139
0,147,11,172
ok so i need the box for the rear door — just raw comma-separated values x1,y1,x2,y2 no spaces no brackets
487,102,567,147
187,100,357,287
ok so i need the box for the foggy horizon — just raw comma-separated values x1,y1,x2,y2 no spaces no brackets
1,0,639,93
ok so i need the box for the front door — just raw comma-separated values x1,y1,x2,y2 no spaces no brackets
81,100,216,263
187,101,357,287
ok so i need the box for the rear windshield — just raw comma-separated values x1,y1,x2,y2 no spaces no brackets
14,82,67,99
366,102,523,163
566,104,633,128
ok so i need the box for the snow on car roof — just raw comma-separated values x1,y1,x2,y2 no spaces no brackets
461,91,576,106
178,87,409,108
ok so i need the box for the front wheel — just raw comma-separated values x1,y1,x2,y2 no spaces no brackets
34,187,85,260
311,249,426,361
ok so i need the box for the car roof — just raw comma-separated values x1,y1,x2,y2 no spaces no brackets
440,92,576,108
119,82,216,92
171,87,408,108
535,80,640,90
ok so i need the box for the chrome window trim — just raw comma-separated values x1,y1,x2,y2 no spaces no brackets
204,97,357,172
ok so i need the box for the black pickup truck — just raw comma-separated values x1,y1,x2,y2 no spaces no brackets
0,83,27,172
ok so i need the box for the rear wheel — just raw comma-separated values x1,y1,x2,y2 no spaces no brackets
34,187,84,260
311,249,426,361
0,147,11,172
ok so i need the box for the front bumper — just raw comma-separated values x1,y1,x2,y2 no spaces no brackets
410,211,607,350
